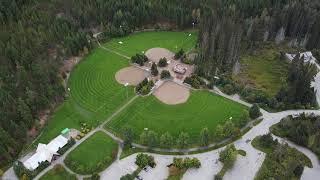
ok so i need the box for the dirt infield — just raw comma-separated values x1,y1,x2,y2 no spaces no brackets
145,48,175,63
115,66,148,86
153,81,190,105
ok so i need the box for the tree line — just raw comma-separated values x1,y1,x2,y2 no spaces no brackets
0,0,201,170
196,0,320,75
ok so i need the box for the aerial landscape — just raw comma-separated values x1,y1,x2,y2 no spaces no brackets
1,0,320,180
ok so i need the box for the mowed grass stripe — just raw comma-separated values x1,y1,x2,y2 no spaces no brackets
103,31,198,56
36,49,134,144
64,131,118,174
106,90,249,145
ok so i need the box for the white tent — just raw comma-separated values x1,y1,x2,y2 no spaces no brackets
23,135,68,170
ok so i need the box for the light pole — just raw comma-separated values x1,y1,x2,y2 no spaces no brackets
124,82,129,99
192,22,195,29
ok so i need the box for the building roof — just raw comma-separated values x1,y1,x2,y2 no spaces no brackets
285,51,315,63
23,135,68,170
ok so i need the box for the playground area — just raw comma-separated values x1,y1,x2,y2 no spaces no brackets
145,47,194,83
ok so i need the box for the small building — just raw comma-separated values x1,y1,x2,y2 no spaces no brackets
23,135,69,170
173,64,187,74
285,51,315,63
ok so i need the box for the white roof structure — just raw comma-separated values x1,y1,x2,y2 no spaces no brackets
285,51,315,63
23,135,68,170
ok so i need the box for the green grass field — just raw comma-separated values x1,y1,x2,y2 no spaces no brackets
64,131,118,174
36,49,134,144
40,165,76,180
104,31,198,56
106,91,248,145
235,47,289,96
36,31,197,144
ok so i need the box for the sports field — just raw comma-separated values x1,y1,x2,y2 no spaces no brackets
64,131,118,174
36,31,197,144
104,31,198,56
106,91,248,145
37,49,134,144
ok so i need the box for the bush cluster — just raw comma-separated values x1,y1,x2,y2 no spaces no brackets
136,78,154,95
151,62,158,76
214,144,238,179
158,58,168,67
57,138,76,155
183,74,206,88
249,104,262,119
131,54,148,66
174,49,185,59
135,153,156,168
173,157,201,169
160,70,171,79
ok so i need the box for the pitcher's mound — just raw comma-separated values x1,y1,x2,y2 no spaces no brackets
145,48,175,63
115,67,148,86
153,81,190,105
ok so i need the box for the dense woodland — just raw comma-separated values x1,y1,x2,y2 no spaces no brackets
1,0,320,171
196,0,320,76
197,0,320,110
271,113,320,159
0,0,200,170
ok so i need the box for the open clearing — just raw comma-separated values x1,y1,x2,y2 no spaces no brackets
64,131,118,174
106,91,248,145
40,165,76,180
153,81,190,105
36,31,196,145
235,47,289,96
103,31,198,56
115,66,148,86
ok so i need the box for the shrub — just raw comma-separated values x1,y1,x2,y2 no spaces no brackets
183,74,205,89
174,49,184,59
131,54,148,66
151,62,158,76
135,153,156,168
249,104,262,119
172,157,201,169
158,58,168,67
136,78,154,95
57,138,76,155
222,84,236,95
160,70,171,79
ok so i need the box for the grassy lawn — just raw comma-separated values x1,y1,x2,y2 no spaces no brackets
235,46,289,96
40,165,76,180
35,31,197,145
36,49,134,144
106,90,248,146
103,31,198,56
64,131,118,174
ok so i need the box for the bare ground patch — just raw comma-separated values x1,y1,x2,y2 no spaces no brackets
145,48,175,63
115,66,148,86
153,81,190,105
